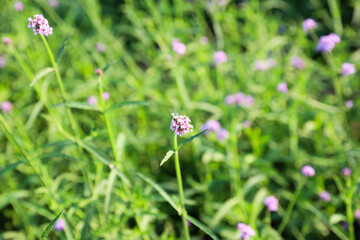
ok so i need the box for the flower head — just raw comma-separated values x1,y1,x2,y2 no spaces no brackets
319,191,331,202
0,55,5,69
87,96,97,106
301,165,315,177
14,1,24,11
342,63,355,76
317,33,341,52
264,195,279,212
254,58,276,71
345,100,354,109
355,209,360,220
243,120,251,128
28,14,53,36
291,56,305,70
225,92,254,107
214,51,228,65
217,128,229,141
48,0,59,8
341,167,352,176
95,68,103,76
54,219,65,231
95,42,106,53
201,119,221,134
302,18,318,33
1,101,12,113
172,39,186,56
186,219,192,226
170,113,193,136
237,223,255,240
277,82,288,93
200,36,208,45
2,36,12,45
102,92,110,100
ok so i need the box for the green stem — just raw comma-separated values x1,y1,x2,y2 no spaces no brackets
278,177,306,234
345,184,355,240
266,209,272,227
174,134,191,240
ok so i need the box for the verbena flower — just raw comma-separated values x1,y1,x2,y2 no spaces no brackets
277,82,288,93
28,14,53,36
355,209,360,220
170,113,193,136
301,165,315,177
14,1,24,11
95,68,103,76
201,119,221,134
1,101,12,113
345,100,354,109
291,56,305,70
217,128,229,141
225,92,254,107
95,42,106,52
0,55,5,69
237,223,255,240
341,167,352,176
302,18,318,33
102,92,110,100
243,120,251,128
316,33,340,52
172,39,186,56
48,0,59,8
2,36,12,45
214,51,228,65
254,58,276,71
319,191,331,202
264,195,279,212
200,36,208,45
87,96,97,106
342,63,355,76
54,219,65,231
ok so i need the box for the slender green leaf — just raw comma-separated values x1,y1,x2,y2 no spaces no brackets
56,35,70,62
40,210,64,240
0,161,25,177
103,60,116,73
81,205,94,240
104,169,117,221
177,129,207,150
187,216,219,240
105,101,150,113
160,150,174,166
30,67,54,87
51,102,100,112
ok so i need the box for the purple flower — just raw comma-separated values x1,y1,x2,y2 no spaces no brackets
243,120,251,128
102,92,110,100
244,95,254,106
28,14,53,36
319,191,331,202
254,58,276,71
200,36,208,45
2,36,12,45
87,96,97,106
95,68,103,76
341,167,352,176
345,100,354,109
48,0,59,8
237,223,255,240
54,219,65,231
355,209,360,220
264,195,279,212
1,101,12,113
225,95,236,105
14,1,24,11
170,113,193,136
301,165,315,177
95,42,106,53
201,119,221,134
302,18,318,33
291,56,305,70
172,39,186,56
217,128,229,141
277,82,288,93
0,55,5,69
225,92,254,107
317,33,341,52
342,63,355,76
186,219,192,226
214,51,228,65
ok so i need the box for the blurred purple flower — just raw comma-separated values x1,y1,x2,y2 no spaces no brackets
277,82,288,93
291,56,305,70
302,18,318,33
54,219,65,231
301,165,315,177
170,113,193,136
1,101,12,113
214,51,228,65
345,100,353,109
201,119,221,134
200,36,208,45
244,95,254,106
341,167,352,176
342,63,355,76
2,36,12,45
186,219,192,226
87,96,97,106
237,223,255,240
355,209,360,220
225,92,254,107
102,92,110,100
0,55,5,69
217,128,229,141
243,120,251,128
48,0,59,8
254,58,276,71
172,39,186,56
14,1,24,11
225,95,236,105
319,191,331,202
264,195,279,212
95,68,103,76
95,42,106,53
217,0,226,6
28,14,53,36
317,33,340,52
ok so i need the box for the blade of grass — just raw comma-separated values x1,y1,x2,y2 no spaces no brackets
40,210,64,240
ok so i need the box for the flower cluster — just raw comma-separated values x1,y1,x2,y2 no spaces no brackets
237,223,255,240
341,167,352,176
172,39,186,56
200,36,208,45
302,18,318,33
355,209,360,220
14,1,24,11
201,119,229,141
319,191,331,202
1,101,12,113
291,56,306,70
264,195,279,212
95,42,106,53
277,82,288,93
341,63,355,76
2,36,12,45
170,113,193,136
28,14,53,36
0,55,5,69
214,51,228,65
316,33,340,52
254,58,276,71
225,92,254,107
301,165,315,177
54,219,65,231
345,100,354,109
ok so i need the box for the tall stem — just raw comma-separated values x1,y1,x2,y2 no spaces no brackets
174,135,191,240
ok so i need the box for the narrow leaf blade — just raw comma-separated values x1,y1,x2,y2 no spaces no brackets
56,35,70,62
30,67,54,87
40,210,64,240
0,161,25,177
177,129,207,150
160,150,174,166
105,101,150,113
187,215,220,240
